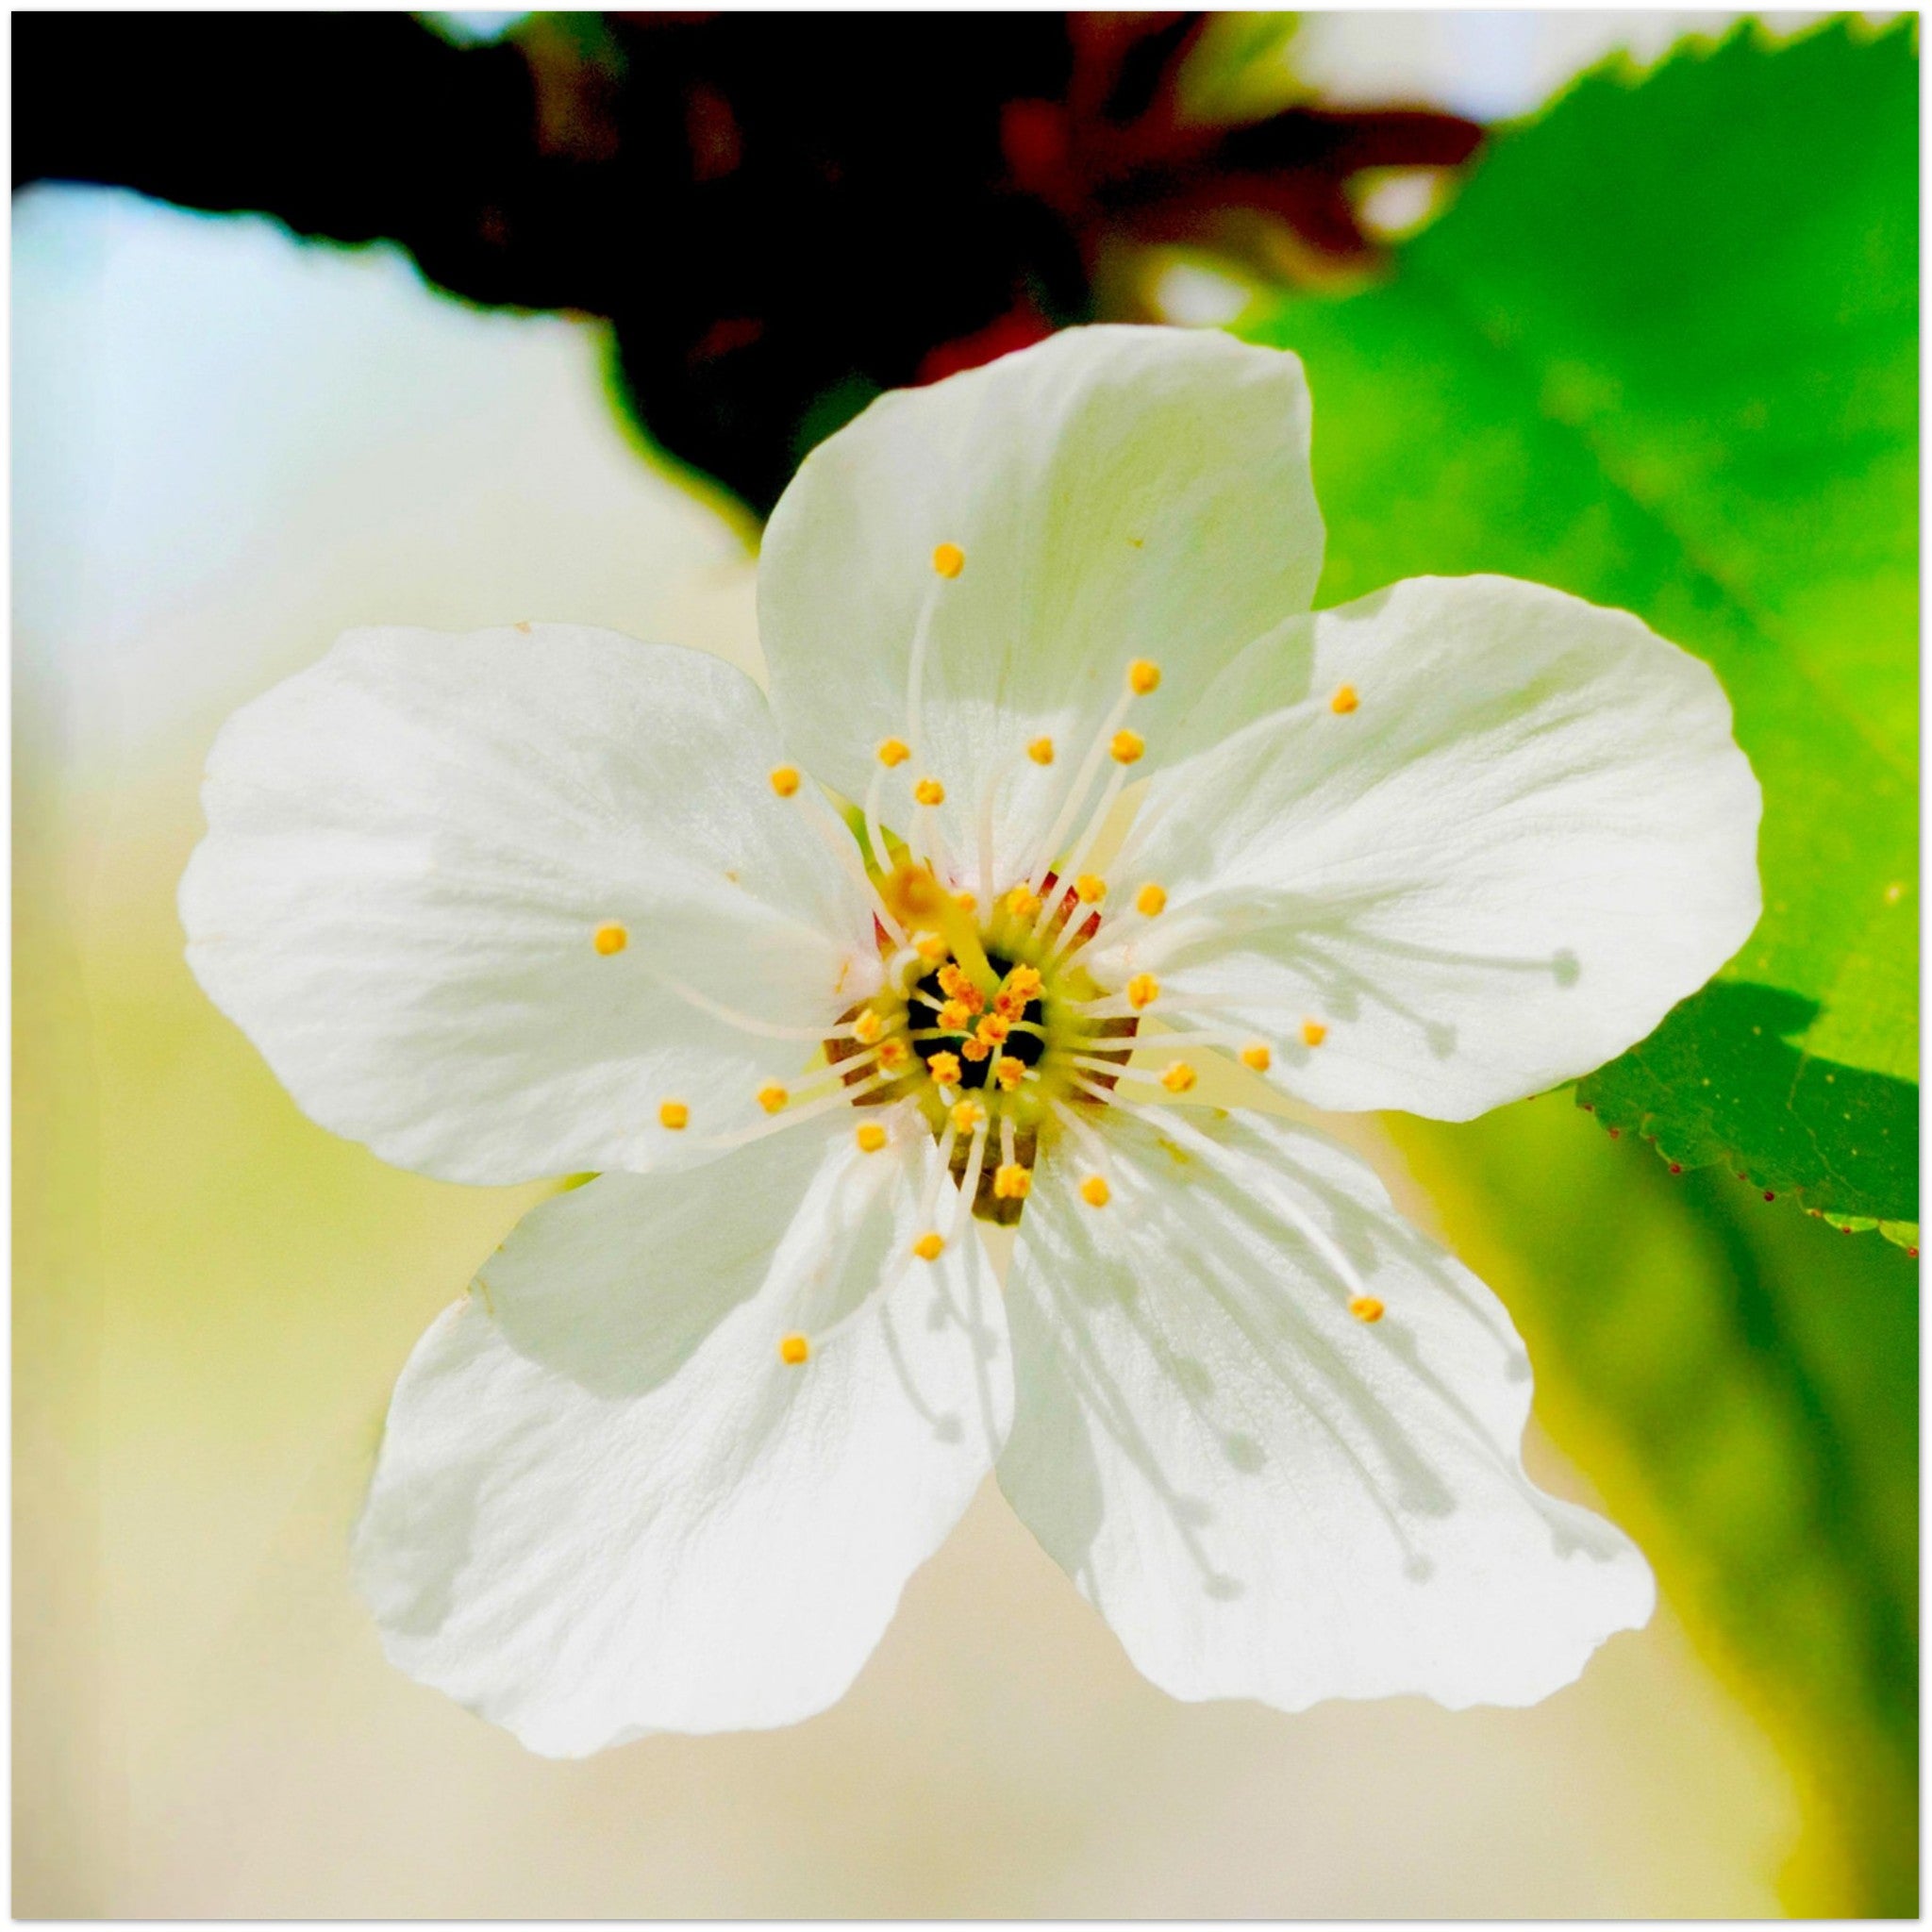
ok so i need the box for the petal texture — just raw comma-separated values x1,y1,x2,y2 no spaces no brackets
181,625,879,1185
1000,1106,1653,1710
356,1114,1010,1754
1095,575,1762,1118
759,325,1323,889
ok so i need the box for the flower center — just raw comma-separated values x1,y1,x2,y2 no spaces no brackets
826,861,1138,1224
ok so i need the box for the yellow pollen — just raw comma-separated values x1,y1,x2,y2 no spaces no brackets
1330,684,1358,715
1075,874,1107,904
1128,658,1162,695
915,933,950,964
992,1162,1032,1200
932,541,966,579
995,1058,1025,1091
1240,1042,1273,1073
951,1099,986,1134
1125,973,1160,1010
1005,884,1042,918
1349,1296,1385,1324
992,990,1024,1020
1302,1019,1328,1047
928,1051,963,1088
1005,964,1042,1000
769,764,802,796
852,1008,886,1045
592,921,628,956
937,963,973,999
975,1014,1010,1046
1028,736,1056,765
912,1231,945,1261
877,1038,912,1072
757,1083,790,1114
778,1333,811,1365
938,1000,974,1031
1160,1061,1197,1093
658,1099,691,1130
1109,728,1145,765
1079,1174,1111,1208
856,1123,889,1154
876,737,911,767
914,776,946,808
960,1037,991,1062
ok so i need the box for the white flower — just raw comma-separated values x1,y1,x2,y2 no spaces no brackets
180,325,1761,1757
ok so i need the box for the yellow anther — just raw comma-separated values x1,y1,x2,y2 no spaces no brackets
769,764,802,797
1135,883,1167,918
1302,1019,1328,1048
1349,1296,1385,1324
1240,1042,1273,1074
876,736,911,767
992,990,1024,1020
1127,658,1161,694
658,1099,691,1130
912,1231,945,1261
1080,1174,1111,1208
1004,964,1042,1001
1125,973,1160,1010
856,1123,889,1154
951,1099,986,1134
852,1008,886,1046
757,1083,790,1114
778,1333,811,1365
937,962,973,1000
1028,736,1056,766
954,891,977,915
938,1000,974,1032
932,541,966,579
975,1014,1010,1047
1330,684,1358,715
915,933,950,964
960,1037,991,1062
1074,874,1107,905
1160,1061,1197,1094
877,1038,912,1072
1109,728,1145,765
592,921,629,956
914,776,946,808
995,1058,1025,1091
928,1051,963,1088
1005,884,1042,919
992,1162,1032,1200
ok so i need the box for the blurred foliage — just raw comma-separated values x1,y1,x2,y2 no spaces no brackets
11,9,1477,515
1241,21,1916,1913
1395,1098,1915,1916
1246,18,1919,1240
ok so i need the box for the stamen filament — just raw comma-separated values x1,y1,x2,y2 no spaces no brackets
1023,684,1137,896
690,1071,894,1149
649,971,854,1042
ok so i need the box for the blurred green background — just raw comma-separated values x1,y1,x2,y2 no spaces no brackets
13,10,1916,1918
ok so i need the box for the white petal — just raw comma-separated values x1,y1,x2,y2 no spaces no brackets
181,625,880,1185
1096,576,1762,1118
355,1113,1010,1753
759,325,1322,890
1000,1107,1653,1710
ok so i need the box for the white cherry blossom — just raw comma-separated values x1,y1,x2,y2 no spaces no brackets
181,325,1761,1755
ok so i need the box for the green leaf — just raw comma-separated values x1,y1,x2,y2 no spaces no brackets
1244,19,1919,1220
1578,981,1916,1222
